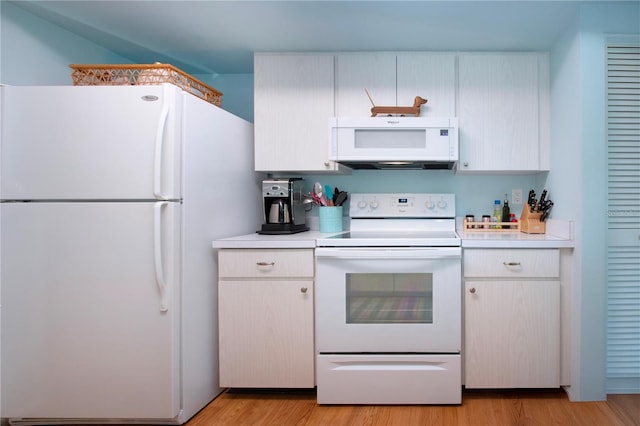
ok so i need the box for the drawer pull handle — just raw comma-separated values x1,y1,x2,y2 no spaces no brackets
469,287,476,294
503,262,521,266
256,261,275,267
300,287,308,294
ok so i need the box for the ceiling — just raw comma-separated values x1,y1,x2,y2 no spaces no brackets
9,1,623,75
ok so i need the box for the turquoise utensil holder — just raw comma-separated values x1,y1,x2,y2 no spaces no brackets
319,206,343,233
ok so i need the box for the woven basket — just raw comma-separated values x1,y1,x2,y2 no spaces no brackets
69,63,222,107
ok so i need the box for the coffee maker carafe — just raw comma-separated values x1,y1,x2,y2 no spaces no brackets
258,178,309,235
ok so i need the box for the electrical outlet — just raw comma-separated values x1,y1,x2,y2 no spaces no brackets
512,189,523,205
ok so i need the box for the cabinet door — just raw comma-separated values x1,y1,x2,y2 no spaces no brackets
458,54,541,172
397,54,456,117
254,54,337,172
218,280,315,388
336,53,396,117
464,280,560,388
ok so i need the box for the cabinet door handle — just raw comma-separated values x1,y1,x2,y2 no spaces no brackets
300,287,308,293
469,287,476,294
256,261,275,266
503,261,521,266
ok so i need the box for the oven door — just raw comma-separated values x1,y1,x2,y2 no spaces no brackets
315,247,461,353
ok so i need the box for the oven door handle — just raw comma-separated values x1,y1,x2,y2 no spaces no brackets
315,247,461,259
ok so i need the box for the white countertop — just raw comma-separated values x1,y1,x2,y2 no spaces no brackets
212,219,574,250
211,230,343,249
458,219,574,249
459,231,574,248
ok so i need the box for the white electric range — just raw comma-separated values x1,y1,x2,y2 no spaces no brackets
314,193,462,405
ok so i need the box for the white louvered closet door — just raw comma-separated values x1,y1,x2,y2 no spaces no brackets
606,37,640,394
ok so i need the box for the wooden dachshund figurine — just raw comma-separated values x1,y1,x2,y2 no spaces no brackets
366,89,428,117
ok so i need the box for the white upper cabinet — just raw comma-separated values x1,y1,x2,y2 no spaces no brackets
457,53,550,173
336,53,456,117
253,52,550,173
335,53,396,117
254,53,339,172
396,54,456,117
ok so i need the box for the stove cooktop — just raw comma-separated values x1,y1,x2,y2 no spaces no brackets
316,230,461,247
317,193,460,247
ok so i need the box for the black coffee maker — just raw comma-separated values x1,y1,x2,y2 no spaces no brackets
258,178,309,234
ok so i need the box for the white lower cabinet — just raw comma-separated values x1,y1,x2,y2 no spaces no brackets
217,249,315,388
463,249,560,388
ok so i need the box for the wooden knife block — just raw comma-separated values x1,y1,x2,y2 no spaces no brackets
520,205,546,234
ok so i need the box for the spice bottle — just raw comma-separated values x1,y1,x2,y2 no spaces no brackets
465,215,475,229
502,194,510,223
492,199,502,229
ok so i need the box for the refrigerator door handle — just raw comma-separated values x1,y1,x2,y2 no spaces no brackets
154,201,169,312
154,102,170,200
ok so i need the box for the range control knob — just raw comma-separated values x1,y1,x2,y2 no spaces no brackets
369,200,379,209
437,199,448,209
357,200,368,209
425,200,436,209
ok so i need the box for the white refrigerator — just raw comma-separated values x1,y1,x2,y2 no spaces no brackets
0,84,262,424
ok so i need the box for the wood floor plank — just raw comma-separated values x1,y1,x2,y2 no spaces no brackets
186,389,639,425
608,394,640,426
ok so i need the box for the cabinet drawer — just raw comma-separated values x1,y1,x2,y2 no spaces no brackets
219,249,314,278
463,249,559,278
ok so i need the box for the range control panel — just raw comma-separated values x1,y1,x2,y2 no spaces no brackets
349,193,456,218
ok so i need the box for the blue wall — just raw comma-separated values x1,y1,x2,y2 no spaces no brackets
0,2,131,84
296,171,537,219
575,1,639,399
548,2,640,400
194,73,254,123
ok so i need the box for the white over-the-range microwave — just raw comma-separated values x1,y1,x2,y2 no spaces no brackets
328,117,459,170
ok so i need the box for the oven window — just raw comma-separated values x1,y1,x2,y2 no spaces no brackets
346,273,433,324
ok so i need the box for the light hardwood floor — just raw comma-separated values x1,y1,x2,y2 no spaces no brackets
186,389,639,426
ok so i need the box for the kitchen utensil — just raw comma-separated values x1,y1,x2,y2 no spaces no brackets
527,190,537,212
314,182,326,206
537,190,547,212
324,185,334,206
540,201,554,221
334,191,348,206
